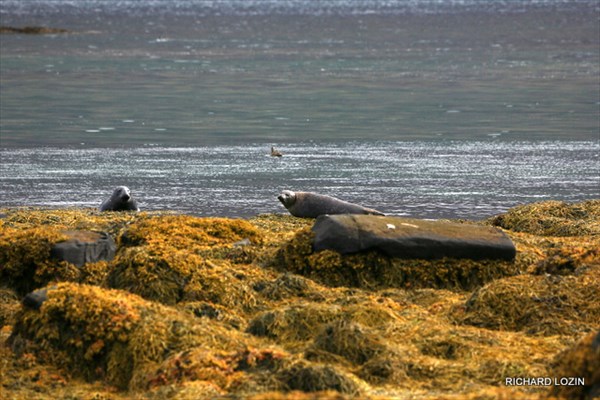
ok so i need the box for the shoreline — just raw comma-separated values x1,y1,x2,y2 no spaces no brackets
1,199,598,399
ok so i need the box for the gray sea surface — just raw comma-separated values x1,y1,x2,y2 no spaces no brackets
1,141,598,219
1,0,599,218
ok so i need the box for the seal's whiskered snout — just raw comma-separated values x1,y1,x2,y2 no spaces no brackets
277,195,284,203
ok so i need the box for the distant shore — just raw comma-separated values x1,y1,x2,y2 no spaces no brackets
0,26,70,34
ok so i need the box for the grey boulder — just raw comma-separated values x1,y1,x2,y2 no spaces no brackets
312,215,516,261
50,230,116,267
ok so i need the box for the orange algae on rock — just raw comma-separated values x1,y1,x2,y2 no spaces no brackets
119,215,264,250
457,265,600,336
8,282,256,390
271,227,519,291
106,215,269,310
488,199,600,236
0,207,139,236
1,202,599,399
550,330,600,399
0,225,71,295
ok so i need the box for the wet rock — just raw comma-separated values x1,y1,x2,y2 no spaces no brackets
312,215,516,261
50,230,116,267
21,287,53,310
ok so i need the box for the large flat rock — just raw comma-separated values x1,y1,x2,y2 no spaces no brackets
50,230,116,267
312,215,516,261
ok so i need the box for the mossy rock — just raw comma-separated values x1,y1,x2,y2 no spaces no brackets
9,283,255,390
181,262,260,313
119,215,264,250
108,245,201,305
457,266,600,336
550,330,600,399
532,245,599,276
306,320,388,365
248,391,354,400
277,360,361,395
109,245,261,312
0,287,20,328
0,226,74,295
248,302,342,343
177,301,245,330
255,273,327,302
0,207,139,237
488,200,600,236
247,296,404,346
271,228,519,291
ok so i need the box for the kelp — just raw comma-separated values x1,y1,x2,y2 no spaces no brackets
488,199,600,236
8,282,258,390
550,330,600,399
0,287,20,328
0,226,71,295
1,201,600,399
119,214,264,250
455,265,600,336
270,228,520,291
0,207,140,237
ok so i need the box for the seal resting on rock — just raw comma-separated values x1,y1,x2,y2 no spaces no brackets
99,186,140,212
277,190,384,218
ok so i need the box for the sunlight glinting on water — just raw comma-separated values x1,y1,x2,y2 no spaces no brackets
1,141,598,219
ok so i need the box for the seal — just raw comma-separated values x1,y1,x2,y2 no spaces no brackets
277,190,384,218
99,186,140,212
271,146,283,157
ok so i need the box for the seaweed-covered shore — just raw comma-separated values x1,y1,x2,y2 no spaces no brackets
1,200,599,399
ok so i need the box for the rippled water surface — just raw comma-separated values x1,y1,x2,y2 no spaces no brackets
1,141,598,219
1,1,598,217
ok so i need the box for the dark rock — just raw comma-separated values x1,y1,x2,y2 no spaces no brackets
22,287,53,310
312,215,516,261
50,230,116,267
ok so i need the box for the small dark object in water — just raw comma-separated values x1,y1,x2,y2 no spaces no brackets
271,146,283,157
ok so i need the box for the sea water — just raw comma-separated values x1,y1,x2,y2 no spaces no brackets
1,0,598,219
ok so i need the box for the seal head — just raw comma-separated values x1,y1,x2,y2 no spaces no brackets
277,190,296,208
100,186,140,212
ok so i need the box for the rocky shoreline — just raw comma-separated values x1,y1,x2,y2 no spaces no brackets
1,200,599,399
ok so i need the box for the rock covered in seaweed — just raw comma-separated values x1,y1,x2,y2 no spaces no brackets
488,199,600,236
550,330,600,399
109,215,267,310
271,226,519,290
8,282,265,390
457,266,600,336
0,226,73,295
1,201,599,399
50,230,116,267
